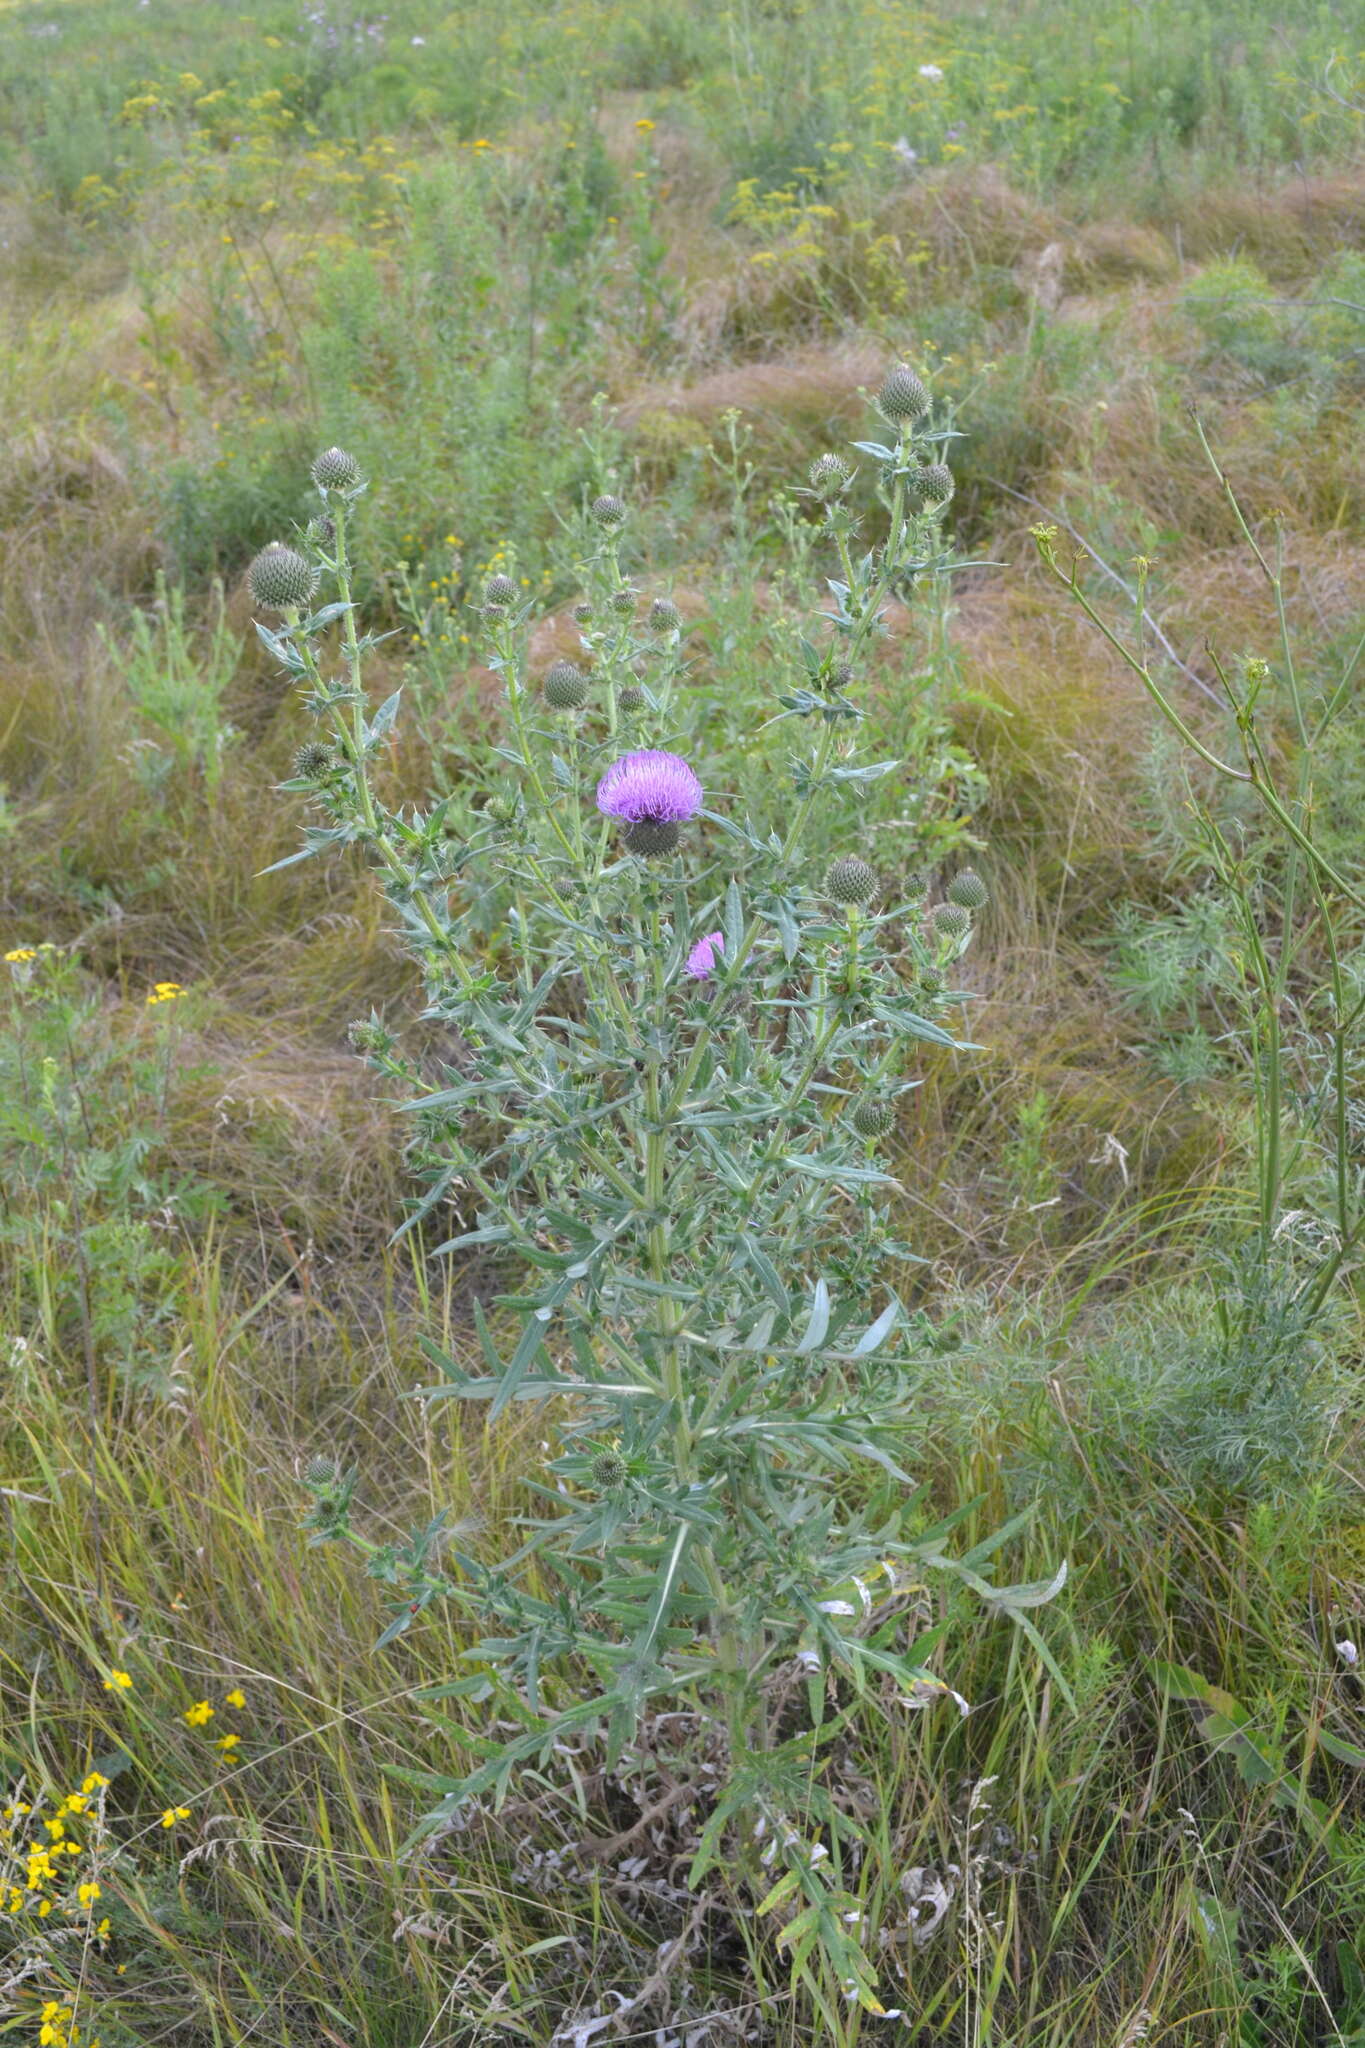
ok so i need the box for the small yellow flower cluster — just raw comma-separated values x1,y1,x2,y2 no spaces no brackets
38,2001,98,2048
185,1686,248,1763
145,981,186,1006
4,947,37,962
3,1772,110,1938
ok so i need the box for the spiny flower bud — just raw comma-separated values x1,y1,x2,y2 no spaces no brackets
947,867,987,910
609,588,637,617
829,662,854,691
304,1454,340,1488
826,856,878,906
486,793,519,826
624,817,680,857
809,452,852,494
904,870,929,899
591,1451,627,1490
310,445,361,492
484,573,518,606
248,543,318,612
590,493,627,529
618,684,646,712
293,740,335,780
572,601,595,624
877,365,930,424
919,462,954,506
648,597,681,633
932,901,972,939
348,1015,394,1055
307,513,336,547
919,965,946,996
543,661,589,710
852,1097,896,1138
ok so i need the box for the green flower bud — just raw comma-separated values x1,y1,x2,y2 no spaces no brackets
851,1097,896,1138
248,543,318,612
904,870,929,899
877,365,930,424
307,513,336,547
543,661,589,710
648,597,681,632
304,1453,340,1488
617,684,646,712
590,494,627,529
293,740,335,780
310,445,362,492
918,964,946,996
609,588,637,617
932,901,972,939
919,462,954,506
572,601,595,624
829,662,854,691
484,573,518,606
947,867,987,910
625,817,680,858
486,793,519,826
348,1015,394,1055
809,452,852,494
826,856,878,906
590,1451,627,1490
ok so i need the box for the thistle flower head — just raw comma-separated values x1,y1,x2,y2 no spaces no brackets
685,930,725,980
310,445,362,492
947,867,987,909
590,493,627,529
248,543,318,613
851,1097,896,1138
348,1014,394,1055
826,856,878,906
543,660,589,710
809,452,852,495
304,1454,340,1488
617,684,646,712
877,365,930,425
609,587,637,617
918,964,946,996
648,597,681,633
294,740,335,780
484,572,518,606
572,601,595,624
932,901,972,939
919,461,954,506
596,750,702,826
591,1451,628,1490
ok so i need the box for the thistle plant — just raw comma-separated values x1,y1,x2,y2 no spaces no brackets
257,370,1062,2021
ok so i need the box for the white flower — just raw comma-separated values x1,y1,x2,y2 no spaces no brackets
411,34,425,43
1336,1639,1359,1667
892,138,919,166
918,63,944,81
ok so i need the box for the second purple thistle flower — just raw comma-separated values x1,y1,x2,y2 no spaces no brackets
595,749,703,858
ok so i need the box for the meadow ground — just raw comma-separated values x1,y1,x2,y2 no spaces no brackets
3,1,1365,2043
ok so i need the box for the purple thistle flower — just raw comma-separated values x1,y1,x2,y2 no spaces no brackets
596,749,703,857
596,749,702,823
685,931,725,980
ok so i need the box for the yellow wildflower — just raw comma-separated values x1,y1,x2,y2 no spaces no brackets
78,1881,102,1909
160,1806,191,1829
634,118,655,132
224,1688,247,1709
146,982,186,1006
214,1733,240,1755
184,1700,214,1727
102,1670,133,1693
4,947,36,962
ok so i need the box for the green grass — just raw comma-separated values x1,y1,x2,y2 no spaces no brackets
3,0,1365,2039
